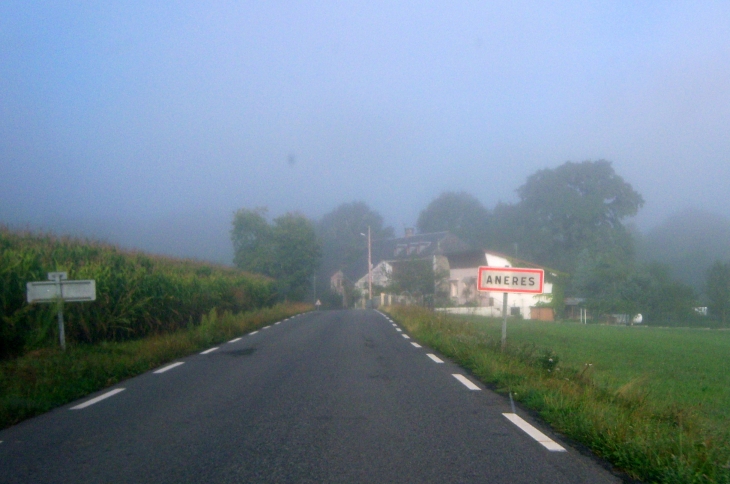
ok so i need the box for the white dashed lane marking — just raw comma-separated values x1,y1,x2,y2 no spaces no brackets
396,328,402,332
263,325,271,330
402,334,411,339
411,342,422,348
503,413,566,452
200,347,219,355
427,354,444,363
275,321,281,325
70,388,126,410
249,331,258,335
154,362,184,374
452,374,480,390
228,337,242,343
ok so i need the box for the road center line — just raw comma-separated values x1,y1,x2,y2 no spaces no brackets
200,347,219,355
228,337,242,343
452,374,480,390
70,388,126,410
503,413,567,452
411,342,422,348
154,362,184,374
427,354,444,363
402,334,411,339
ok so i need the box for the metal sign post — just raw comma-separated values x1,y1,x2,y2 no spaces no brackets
477,266,545,352
27,273,96,351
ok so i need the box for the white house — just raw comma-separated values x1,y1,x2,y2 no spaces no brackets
442,250,554,320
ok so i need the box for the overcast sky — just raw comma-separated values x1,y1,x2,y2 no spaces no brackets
2,2,729,264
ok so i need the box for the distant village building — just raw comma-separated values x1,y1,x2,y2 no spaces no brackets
336,229,558,320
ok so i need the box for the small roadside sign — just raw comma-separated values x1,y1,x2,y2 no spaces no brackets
26,273,97,351
315,299,322,310
27,280,96,303
477,266,545,352
477,267,544,294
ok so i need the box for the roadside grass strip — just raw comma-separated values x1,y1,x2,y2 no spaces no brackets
503,413,566,452
200,347,219,355
452,374,481,390
153,362,184,374
411,342,422,348
402,334,411,339
70,388,126,410
427,354,444,363
228,337,242,343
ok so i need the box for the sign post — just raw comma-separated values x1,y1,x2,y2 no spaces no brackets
27,273,96,351
477,267,544,351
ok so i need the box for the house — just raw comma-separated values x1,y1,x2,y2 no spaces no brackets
441,250,556,321
352,230,470,299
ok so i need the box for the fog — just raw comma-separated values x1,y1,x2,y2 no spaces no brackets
2,2,729,265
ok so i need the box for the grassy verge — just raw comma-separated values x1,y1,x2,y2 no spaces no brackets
0,303,309,430
386,306,730,484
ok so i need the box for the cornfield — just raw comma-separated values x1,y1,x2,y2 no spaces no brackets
0,227,276,358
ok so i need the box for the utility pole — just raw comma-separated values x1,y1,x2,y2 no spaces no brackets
367,225,373,303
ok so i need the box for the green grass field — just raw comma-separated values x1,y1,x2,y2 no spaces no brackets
462,317,730,426
389,307,730,484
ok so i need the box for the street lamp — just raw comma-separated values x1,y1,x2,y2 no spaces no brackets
360,226,372,304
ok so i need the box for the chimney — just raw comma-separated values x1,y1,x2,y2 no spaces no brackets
404,227,415,237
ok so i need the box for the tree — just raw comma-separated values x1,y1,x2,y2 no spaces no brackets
316,202,393,282
416,191,490,248
707,261,730,324
389,259,435,296
496,160,644,274
231,207,273,274
231,209,321,301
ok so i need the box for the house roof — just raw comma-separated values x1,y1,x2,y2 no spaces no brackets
345,231,471,282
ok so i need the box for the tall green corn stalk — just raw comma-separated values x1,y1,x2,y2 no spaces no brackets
0,227,277,358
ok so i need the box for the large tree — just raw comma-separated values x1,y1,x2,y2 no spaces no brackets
317,202,393,283
495,160,643,274
416,191,490,248
231,208,321,300
707,261,730,324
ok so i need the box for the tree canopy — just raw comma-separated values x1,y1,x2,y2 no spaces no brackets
416,191,490,248
495,160,643,274
316,201,393,282
231,208,320,301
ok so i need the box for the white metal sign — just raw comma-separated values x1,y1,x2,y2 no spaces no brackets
26,280,97,303
477,267,544,294
26,273,97,351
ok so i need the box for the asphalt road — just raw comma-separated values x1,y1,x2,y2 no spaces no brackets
0,310,622,483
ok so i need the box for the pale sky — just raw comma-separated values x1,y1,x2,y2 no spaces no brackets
2,1,729,264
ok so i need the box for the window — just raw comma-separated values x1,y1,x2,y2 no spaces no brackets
510,307,521,316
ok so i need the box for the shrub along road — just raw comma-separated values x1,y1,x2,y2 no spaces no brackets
0,310,621,483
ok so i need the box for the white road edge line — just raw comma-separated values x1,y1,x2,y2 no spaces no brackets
228,337,242,343
396,328,402,332
402,334,411,339
249,331,258,335
503,413,567,452
263,325,271,329
70,388,126,410
154,362,184,374
427,353,444,363
200,347,219,355
452,374,480,390
411,342,422,348
275,321,281,325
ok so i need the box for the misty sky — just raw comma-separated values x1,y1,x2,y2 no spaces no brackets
2,2,729,264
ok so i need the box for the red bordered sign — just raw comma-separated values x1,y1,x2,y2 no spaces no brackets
477,267,544,294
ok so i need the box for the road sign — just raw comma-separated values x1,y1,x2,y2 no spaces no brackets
27,280,96,303
477,267,544,294
26,274,97,351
